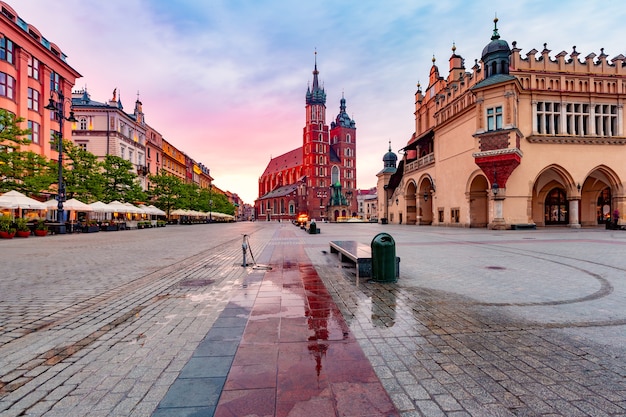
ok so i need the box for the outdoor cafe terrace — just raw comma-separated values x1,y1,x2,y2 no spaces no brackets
0,191,234,238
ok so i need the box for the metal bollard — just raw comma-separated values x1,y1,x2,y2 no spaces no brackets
242,234,248,266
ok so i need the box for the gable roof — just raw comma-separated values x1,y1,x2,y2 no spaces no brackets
261,147,302,177
258,183,299,200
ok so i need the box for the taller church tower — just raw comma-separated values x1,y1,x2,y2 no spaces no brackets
302,52,331,220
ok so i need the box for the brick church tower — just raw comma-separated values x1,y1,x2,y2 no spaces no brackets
302,54,331,220
255,54,357,221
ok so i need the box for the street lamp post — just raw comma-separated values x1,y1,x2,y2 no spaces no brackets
45,91,77,232
209,184,213,223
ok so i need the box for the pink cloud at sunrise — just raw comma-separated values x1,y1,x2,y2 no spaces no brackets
11,0,626,204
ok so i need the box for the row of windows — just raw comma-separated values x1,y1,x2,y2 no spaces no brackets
120,146,145,166
3,38,42,80
536,101,619,136
436,208,461,224
331,134,352,144
304,143,328,154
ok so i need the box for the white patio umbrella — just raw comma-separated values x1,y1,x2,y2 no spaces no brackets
89,201,114,212
45,198,93,212
0,191,46,210
107,201,132,213
139,204,165,216
148,205,166,216
122,202,143,214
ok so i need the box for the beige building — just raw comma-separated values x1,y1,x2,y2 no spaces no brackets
378,19,626,229
71,89,150,189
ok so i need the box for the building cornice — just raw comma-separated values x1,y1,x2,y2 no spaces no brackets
526,135,626,145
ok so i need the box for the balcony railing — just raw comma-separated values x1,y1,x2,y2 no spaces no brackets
404,152,434,174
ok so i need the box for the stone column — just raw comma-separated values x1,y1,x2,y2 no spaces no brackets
568,198,581,228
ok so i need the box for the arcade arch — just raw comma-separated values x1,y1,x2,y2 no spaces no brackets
468,173,489,228
532,164,623,227
404,180,417,225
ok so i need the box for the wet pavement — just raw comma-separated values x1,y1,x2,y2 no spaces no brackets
0,222,625,416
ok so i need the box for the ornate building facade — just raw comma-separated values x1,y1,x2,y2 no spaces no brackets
256,57,357,222
379,19,626,229
0,2,81,167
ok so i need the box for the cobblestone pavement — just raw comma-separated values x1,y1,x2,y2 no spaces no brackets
308,224,626,416
1,222,625,416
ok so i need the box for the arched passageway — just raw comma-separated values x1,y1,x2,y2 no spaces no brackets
469,175,489,228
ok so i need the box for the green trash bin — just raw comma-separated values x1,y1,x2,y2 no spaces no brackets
371,232,396,282
309,221,317,234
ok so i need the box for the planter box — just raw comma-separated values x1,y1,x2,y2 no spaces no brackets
34,229,48,237
82,226,100,233
16,230,30,238
0,231,16,239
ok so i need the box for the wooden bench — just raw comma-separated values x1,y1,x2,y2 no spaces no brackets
329,240,400,280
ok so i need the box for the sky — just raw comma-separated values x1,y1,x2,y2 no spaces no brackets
12,1,626,204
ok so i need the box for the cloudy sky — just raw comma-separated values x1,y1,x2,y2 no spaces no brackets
13,1,626,204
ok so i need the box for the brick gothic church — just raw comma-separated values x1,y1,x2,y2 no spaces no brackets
255,57,357,222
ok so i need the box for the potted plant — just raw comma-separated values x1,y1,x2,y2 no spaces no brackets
34,219,48,236
0,215,16,239
15,218,30,238
83,219,100,233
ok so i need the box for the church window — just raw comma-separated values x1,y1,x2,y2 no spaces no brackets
319,123,323,130
486,106,502,131
346,134,351,143
318,133,323,141
331,166,339,184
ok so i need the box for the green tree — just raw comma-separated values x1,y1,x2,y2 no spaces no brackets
0,110,55,194
125,181,148,205
211,192,235,215
63,140,105,202
101,155,139,202
148,169,183,215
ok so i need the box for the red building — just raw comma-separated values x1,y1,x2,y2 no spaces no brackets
256,57,357,222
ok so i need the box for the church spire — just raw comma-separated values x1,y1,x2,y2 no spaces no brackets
306,50,326,106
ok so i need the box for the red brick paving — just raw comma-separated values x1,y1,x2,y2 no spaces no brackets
214,229,399,417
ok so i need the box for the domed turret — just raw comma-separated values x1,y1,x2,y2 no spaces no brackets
481,17,511,78
383,141,397,169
